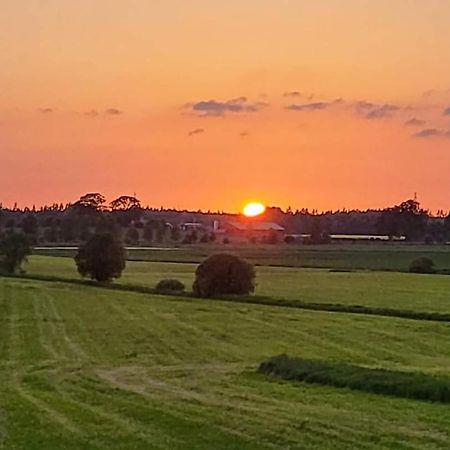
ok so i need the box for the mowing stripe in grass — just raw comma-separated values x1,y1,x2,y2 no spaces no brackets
259,355,450,404
3,273,450,324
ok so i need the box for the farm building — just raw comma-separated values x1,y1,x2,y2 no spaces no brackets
225,221,285,240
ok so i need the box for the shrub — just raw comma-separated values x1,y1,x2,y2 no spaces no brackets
155,279,185,294
259,355,450,403
192,253,255,298
75,232,126,282
0,233,32,274
409,257,436,274
284,235,295,244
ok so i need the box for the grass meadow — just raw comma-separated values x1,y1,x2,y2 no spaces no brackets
2,249,450,448
27,255,450,314
35,243,450,272
1,277,450,449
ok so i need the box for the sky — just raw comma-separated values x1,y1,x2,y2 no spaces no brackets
1,0,450,212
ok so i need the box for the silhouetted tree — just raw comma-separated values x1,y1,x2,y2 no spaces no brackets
143,225,153,243
0,233,32,274
75,233,126,282
21,214,38,235
125,227,139,245
170,227,180,242
110,196,143,225
77,193,106,209
445,214,450,240
110,196,141,211
377,199,428,241
42,226,59,243
308,219,330,244
60,217,77,242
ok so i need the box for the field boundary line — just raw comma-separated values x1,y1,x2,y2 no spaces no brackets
3,273,450,324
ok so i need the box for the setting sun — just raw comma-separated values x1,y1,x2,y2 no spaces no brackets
243,202,266,217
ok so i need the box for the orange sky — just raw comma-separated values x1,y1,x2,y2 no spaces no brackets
1,0,450,212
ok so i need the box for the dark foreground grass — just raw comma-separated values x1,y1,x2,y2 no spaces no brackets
259,355,450,403
4,271,450,324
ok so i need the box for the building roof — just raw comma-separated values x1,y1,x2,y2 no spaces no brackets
227,221,285,232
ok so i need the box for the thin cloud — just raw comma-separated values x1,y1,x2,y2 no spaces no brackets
283,91,302,98
405,118,426,127
285,102,331,112
443,107,450,116
422,89,437,98
188,128,205,137
189,97,268,117
422,89,450,100
354,101,400,119
38,108,53,114
105,108,123,115
239,130,250,137
413,128,450,139
84,110,99,118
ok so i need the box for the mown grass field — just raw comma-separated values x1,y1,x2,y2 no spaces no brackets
1,277,450,449
27,256,450,314
35,243,450,272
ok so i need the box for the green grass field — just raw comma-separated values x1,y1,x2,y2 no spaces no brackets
26,256,450,314
1,277,450,449
35,243,450,272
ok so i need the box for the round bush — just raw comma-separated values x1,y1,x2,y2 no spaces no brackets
155,279,185,293
284,235,296,244
193,253,255,298
409,257,436,274
0,233,32,274
75,233,126,282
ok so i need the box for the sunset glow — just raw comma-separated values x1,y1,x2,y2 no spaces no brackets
1,2,450,211
243,202,266,217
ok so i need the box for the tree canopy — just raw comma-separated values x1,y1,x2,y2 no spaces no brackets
0,233,32,274
75,233,126,282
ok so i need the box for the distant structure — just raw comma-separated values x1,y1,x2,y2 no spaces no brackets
225,221,285,240
180,222,204,232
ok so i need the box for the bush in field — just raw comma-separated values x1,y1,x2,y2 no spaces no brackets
409,257,436,274
193,253,255,298
0,233,32,274
155,279,185,294
284,235,296,244
75,233,126,282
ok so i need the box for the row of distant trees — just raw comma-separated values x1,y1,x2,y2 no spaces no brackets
1,194,450,244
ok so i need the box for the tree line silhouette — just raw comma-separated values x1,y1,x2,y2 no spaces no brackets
0,193,449,245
